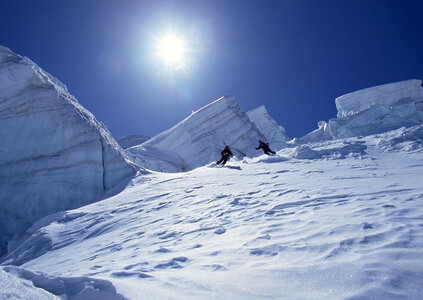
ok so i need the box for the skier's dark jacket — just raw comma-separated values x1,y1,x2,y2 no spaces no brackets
256,141,271,152
221,148,233,158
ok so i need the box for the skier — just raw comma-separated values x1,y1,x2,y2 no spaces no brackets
255,140,276,155
216,145,233,166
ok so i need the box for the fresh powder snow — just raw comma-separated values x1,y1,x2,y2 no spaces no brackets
1,46,423,299
2,128,423,299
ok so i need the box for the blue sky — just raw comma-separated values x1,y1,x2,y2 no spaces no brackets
1,0,423,139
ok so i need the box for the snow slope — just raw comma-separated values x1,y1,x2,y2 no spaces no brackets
2,126,423,299
0,46,136,257
128,95,266,172
0,267,59,300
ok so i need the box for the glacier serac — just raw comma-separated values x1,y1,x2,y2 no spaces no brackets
127,95,267,172
246,105,290,144
301,79,423,142
117,134,150,149
335,79,423,118
1,46,423,299
0,46,136,257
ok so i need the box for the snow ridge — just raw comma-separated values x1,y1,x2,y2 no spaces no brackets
128,95,266,172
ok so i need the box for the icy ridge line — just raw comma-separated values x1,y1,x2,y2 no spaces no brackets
0,46,137,258
128,95,278,172
301,79,423,142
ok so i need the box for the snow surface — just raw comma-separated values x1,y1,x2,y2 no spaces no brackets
1,266,126,300
2,126,423,299
0,267,58,299
127,95,266,172
2,47,423,299
0,46,136,257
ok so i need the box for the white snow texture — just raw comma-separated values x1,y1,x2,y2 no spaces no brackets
1,46,423,299
127,95,268,172
0,46,136,257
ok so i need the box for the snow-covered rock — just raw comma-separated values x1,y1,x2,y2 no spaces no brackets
246,105,290,144
0,46,137,256
117,134,150,149
129,95,265,172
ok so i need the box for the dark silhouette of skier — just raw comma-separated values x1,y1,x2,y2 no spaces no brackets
255,140,276,155
216,145,233,165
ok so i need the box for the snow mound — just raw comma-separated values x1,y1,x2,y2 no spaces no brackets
283,140,367,160
130,95,266,172
0,267,59,299
374,125,423,153
0,46,137,257
3,266,126,300
246,105,290,144
117,134,150,149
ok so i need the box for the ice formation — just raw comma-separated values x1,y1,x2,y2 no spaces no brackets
1,125,423,299
246,105,290,143
117,134,150,149
1,46,423,299
301,79,423,141
0,46,136,256
128,95,266,172
335,79,423,118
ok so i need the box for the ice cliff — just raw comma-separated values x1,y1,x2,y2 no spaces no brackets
127,95,267,172
117,134,150,149
301,79,423,142
0,46,136,256
247,105,290,143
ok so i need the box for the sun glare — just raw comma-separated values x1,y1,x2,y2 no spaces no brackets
157,35,185,65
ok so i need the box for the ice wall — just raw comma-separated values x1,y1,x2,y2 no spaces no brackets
117,134,150,149
301,79,423,142
129,95,265,171
0,46,136,256
335,79,423,118
247,105,290,143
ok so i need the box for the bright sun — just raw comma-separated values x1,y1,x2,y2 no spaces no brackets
157,35,185,65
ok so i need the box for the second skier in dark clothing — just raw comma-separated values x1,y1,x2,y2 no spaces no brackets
255,140,276,155
216,145,233,165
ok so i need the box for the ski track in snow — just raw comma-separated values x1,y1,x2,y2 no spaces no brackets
3,146,423,299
